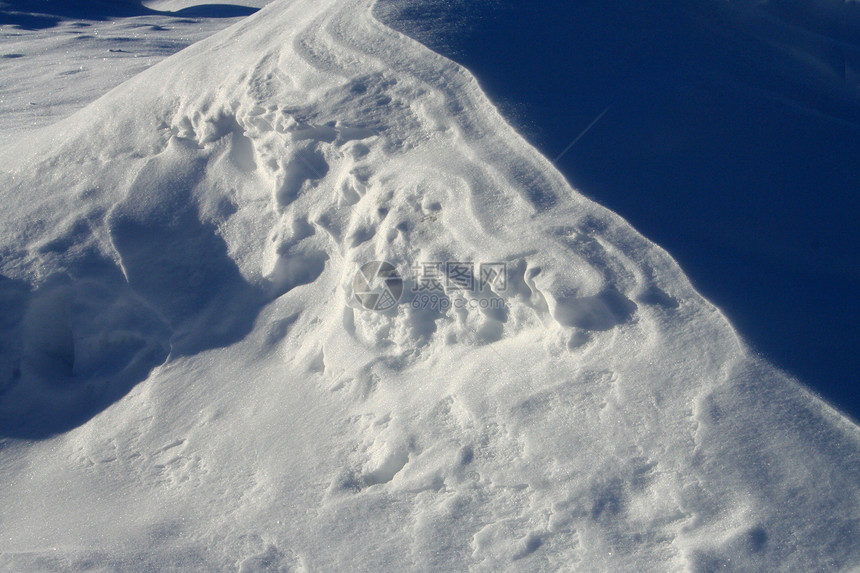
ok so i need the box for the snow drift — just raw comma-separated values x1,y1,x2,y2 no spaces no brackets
0,0,858,570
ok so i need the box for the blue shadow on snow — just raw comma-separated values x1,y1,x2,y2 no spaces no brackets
377,0,860,420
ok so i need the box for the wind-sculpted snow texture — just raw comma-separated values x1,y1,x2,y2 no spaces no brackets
0,0,858,570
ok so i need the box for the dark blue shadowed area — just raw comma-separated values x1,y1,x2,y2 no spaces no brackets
0,141,267,440
377,0,860,420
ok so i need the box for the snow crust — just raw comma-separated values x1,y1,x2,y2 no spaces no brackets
0,0,858,570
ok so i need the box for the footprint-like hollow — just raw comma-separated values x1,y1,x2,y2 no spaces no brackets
552,288,637,331
275,148,330,208
267,250,328,299
362,445,409,486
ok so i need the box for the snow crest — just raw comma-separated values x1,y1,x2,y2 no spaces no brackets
0,0,858,570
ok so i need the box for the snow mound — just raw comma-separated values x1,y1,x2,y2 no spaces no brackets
0,0,858,569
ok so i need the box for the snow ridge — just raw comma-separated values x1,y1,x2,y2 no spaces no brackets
0,0,858,570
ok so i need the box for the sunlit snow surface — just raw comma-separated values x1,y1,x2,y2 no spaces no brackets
0,0,859,570
0,0,265,134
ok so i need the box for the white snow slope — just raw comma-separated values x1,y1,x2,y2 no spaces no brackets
0,0,859,570
0,0,269,135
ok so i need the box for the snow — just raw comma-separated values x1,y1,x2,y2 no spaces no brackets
0,0,268,135
0,0,859,570
375,0,860,418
